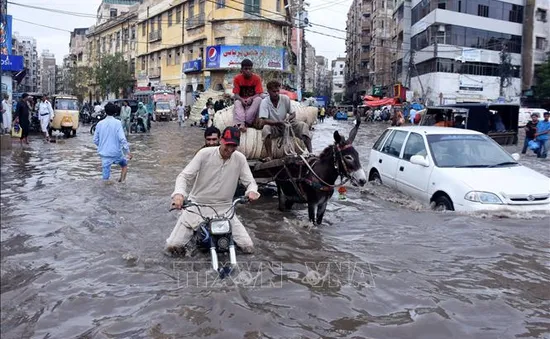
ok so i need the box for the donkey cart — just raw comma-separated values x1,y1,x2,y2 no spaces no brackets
246,116,367,225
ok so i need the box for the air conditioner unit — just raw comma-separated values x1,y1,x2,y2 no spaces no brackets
438,24,445,32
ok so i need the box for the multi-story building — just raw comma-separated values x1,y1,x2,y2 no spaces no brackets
331,57,346,104
69,28,90,68
96,0,142,25
135,0,292,106
345,0,372,100
304,41,316,93
315,55,331,98
370,0,394,95
12,32,39,93
391,0,412,88
55,65,65,94
406,0,527,104
87,6,138,100
38,50,56,95
523,0,549,92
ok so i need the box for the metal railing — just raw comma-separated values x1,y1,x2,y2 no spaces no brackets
149,30,162,42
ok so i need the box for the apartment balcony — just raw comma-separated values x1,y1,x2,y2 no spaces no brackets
361,51,370,60
361,20,370,31
148,67,161,78
393,20,403,37
149,30,162,42
186,13,205,30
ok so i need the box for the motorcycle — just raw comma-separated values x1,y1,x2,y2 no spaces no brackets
170,196,249,274
30,112,42,133
90,111,106,134
80,108,92,124
130,114,148,133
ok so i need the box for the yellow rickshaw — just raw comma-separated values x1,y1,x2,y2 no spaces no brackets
49,95,80,137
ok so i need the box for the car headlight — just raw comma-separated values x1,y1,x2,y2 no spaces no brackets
464,191,503,204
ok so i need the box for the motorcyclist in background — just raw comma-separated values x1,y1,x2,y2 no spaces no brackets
136,102,149,132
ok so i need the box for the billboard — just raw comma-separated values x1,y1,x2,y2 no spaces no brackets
205,45,285,71
1,54,23,71
1,15,12,55
182,58,202,73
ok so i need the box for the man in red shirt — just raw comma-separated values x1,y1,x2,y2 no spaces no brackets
233,59,264,132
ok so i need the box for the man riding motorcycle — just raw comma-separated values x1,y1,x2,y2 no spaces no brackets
167,126,260,256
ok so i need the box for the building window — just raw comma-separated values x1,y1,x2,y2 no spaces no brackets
536,8,547,22
131,26,136,40
110,8,117,18
199,0,205,15
176,5,182,23
157,15,162,31
276,0,281,12
141,57,146,71
215,37,225,45
243,36,261,45
217,0,226,8
438,0,446,10
340,71,343,75
245,0,261,14
175,48,181,64
168,9,173,26
536,37,547,50
189,0,195,18
477,4,489,17
142,22,146,36
150,19,154,32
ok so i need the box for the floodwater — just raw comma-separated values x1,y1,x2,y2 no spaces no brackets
1,118,549,339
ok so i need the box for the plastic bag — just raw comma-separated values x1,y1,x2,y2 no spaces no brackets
11,123,22,138
528,140,540,151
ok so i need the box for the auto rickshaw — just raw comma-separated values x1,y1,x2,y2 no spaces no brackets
49,95,80,137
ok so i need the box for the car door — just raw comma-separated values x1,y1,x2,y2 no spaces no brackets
395,132,433,202
376,130,408,188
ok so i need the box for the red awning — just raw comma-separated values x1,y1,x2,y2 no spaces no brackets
363,97,396,107
280,89,298,100
363,95,379,101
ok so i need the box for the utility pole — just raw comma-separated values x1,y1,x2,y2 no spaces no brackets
295,0,303,102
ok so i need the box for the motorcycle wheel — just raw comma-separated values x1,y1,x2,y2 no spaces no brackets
90,124,96,135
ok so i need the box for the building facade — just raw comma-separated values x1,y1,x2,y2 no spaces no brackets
391,0,412,88
87,7,138,100
332,57,346,104
370,0,394,95
406,0,527,104
523,0,549,92
315,55,331,98
12,33,38,93
345,0,372,100
69,28,90,68
38,50,56,95
96,0,142,25
304,41,316,93
135,0,292,106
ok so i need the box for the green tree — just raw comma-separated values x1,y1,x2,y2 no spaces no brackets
94,53,134,98
534,53,550,99
66,66,93,102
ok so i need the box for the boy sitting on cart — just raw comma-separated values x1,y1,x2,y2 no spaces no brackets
258,80,312,161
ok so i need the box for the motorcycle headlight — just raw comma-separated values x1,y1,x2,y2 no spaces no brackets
464,191,503,204
210,220,231,235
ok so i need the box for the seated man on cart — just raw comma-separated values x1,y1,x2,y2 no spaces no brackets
259,80,312,161
232,59,264,132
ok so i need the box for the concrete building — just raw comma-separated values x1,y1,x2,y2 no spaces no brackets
69,28,90,68
315,55,331,98
12,33,38,93
304,41,316,93
407,0,528,104
391,0,412,88
96,0,142,25
370,0,394,95
345,0,372,100
522,0,550,92
331,57,346,104
38,50,57,95
87,6,138,100
55,65,65,94
135,0,292,106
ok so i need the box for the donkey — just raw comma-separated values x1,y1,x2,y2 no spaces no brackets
277,115,367,225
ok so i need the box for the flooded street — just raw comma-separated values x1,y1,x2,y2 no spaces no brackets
1,119,549,339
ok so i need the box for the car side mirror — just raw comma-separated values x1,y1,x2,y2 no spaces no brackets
410,155,430,167
511,153,520,161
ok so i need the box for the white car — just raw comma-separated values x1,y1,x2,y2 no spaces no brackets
366,126,550,212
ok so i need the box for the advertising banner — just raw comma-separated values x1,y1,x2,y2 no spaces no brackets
182,59,202,73
1,15,12,55
1,54,23,71
205,45,285,71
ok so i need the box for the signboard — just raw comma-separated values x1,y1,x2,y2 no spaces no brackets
461,49,481,62
459,76,483,91
205,45,285,70
1,15,12,55
1,54,23,71
372,86,383,97
182,59,202,73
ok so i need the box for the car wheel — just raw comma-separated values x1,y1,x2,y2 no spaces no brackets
369,170,382,185
432,195,454,211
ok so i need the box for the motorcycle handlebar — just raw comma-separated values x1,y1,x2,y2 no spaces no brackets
169,196,249,212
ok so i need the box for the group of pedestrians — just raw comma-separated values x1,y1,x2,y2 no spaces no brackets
522,111,550,159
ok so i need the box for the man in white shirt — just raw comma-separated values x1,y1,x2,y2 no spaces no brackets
258,80,312,160
38,95,54,141
167,126,261,256
2,94,11,134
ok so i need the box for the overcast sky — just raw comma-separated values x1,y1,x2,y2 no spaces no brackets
7,0,351,69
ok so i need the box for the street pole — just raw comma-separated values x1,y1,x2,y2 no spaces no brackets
296,0,302,102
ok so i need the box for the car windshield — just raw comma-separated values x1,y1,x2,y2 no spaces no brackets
156,102,170,110
427,134,517,168
55,99,78,110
